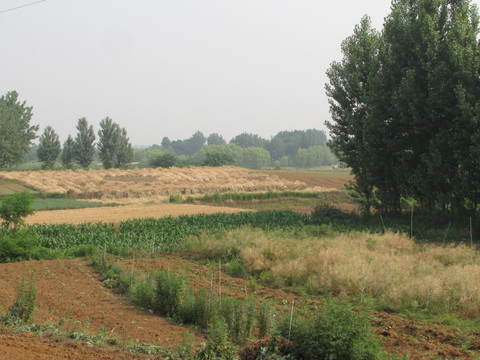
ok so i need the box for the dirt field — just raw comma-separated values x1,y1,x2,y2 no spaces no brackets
25,203,248,225
0,167,337,204
0,257,477,360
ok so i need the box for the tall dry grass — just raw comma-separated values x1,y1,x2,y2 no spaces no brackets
193,228,480,318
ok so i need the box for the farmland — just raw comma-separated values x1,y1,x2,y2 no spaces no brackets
1,167,479,359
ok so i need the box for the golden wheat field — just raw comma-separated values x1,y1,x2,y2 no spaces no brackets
0,166,335,204
25,203,248,225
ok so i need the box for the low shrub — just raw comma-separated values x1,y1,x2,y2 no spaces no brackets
4,273,37,325
279,299,384,359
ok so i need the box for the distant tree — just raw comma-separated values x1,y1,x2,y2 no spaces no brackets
240,147,270,169
230,133,267,148
207,133,226,146
61,135,75,169
188,131,207,155
150,153,177,168
0,91,39,168
161,136,171,148
203,152,234,167
73,118,96,169
97,117,121,169
114,127,133,168
37,126,61,169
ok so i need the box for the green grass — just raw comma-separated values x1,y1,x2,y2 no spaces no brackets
31,198,105,211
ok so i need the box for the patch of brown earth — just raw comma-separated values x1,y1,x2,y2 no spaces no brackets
0,259,204,350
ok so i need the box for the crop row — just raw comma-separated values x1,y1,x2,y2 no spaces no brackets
32,211,313,252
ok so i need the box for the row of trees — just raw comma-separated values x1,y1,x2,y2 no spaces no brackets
153,129,334,168
326,0,480,216
40,117,133,169
0,91,133,169
135,132,336,169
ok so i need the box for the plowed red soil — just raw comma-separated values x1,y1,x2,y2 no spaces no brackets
0,259,205,360
1,257,478,359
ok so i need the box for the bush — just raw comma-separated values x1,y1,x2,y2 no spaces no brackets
150,153,177,168
311,204,351,222
154,270,187,318
0,192,34,230
4,273,37,325
203,152,234,167
280,299,384,359
0,230,46,262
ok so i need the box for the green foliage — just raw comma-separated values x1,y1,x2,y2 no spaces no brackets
203,152,234,167
280,300,384,359
326,1,480,216
97,117,121,169
37,126,61,169
154,270,188,318
0,230,46,262
230,132,267,148
61,135,75,169
207,133,226,146
196,316,238,360
151,153,177,168
0,192,34,230
169,194,182,203
0,91,39,168
73,117,96,169
114,127,133,168
4,273,37,325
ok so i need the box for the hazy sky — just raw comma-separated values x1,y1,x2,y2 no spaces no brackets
2,1,479,146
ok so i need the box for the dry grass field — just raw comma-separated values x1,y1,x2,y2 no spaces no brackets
0,166,338,204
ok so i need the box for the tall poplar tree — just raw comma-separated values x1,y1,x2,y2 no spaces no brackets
325,16,380,215
326,0,480,216
97,117,121,169
0,91,38,168
73,118,96,169
37,126,61,169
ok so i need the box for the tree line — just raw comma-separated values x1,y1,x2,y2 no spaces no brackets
0,90,337,170
0,91,133,170
326,0,480,218
135,129,337,169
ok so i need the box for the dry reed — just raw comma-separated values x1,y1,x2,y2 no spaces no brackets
197,228,480,318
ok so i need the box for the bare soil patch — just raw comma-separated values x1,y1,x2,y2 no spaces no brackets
258,169,352,189
0,259,205,358
0,256,477,359
25,203,248,225
0,167,335,205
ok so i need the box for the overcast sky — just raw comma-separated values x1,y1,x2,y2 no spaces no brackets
2,1,479,146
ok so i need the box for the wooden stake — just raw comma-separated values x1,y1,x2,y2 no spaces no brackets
410,203,414,238
288,300,295,341
470,217,473,249
442,222,451,244
380,214,386,233
219,260,222,305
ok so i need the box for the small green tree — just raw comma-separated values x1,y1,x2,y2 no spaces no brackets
61,135,75,169
114,127,133,168
150,153,177,168
73,117,96,169
0,91,39,168
37,126,61,169
97,117,121,169
203,152,234,167
0,192,34,231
